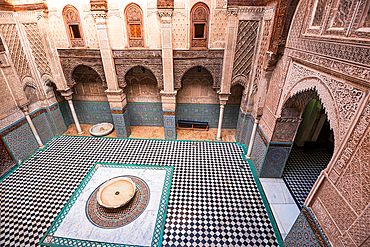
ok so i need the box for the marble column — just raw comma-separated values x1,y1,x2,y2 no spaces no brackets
216,94,229,141
246,118,259,159
106,89,131,138
21,105,45,149
61,89,84,135
158,9,177,140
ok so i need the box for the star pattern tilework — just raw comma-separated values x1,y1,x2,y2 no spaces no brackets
0,136,279,246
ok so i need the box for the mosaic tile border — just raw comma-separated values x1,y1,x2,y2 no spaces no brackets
40,163,174,247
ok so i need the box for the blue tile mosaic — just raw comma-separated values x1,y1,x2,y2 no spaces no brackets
3,123,38,164
112,106,131,138
250,130,267,177
235,112,254,147
176,104,239,129
128,103,164,127
59,101,73,127
33,114,54,145
260,144,292,178
164,114,176,140
284,211,321,247
59,101,113,126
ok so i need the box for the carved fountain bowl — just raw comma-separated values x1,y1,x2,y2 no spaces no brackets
97,177,136,209
89,123,114,137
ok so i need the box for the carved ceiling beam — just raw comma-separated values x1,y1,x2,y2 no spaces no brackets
157,0,174,9
268,0,300,59
90,0,107,12
0,2,48,12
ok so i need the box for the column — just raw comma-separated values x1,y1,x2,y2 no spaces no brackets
91,7,131,137
60,89,84,135
21,105,45,149
106,89,131,138
216,93,229,141
158,9,177,140
246,118,259,159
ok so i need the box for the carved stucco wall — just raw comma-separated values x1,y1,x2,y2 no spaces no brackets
22,23,52,78
276,62,364,150
267,0,370,245
125,66,161,103
177,66,218,104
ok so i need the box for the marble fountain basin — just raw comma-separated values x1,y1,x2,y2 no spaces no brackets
97,177,136,209
89,123,114,137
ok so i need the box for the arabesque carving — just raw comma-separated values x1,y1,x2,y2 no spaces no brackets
278,62,364,147
0,24,32,80
23,23,52,77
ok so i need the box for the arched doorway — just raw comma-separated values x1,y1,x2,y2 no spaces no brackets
176,66,218,126
67,65,112,125
124,66,162,127
282,97,334,209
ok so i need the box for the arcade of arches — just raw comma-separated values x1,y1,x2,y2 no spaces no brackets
0,0,369,246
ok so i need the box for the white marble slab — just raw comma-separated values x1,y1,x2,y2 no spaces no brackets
260,178,300,240
54,167,167,246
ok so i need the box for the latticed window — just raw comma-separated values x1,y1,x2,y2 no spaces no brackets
125,4,144,47
63,5,85,48
190,3,209,49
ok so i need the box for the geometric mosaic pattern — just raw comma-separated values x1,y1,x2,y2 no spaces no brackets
282,146,332,209
0,136,279,246
128,103,164,127
284,211,321,247
85,174,150,229
176,104,240,129
2,106,66,164
250,131,267,177
41,163,173,247
163,114,176,140
3,123,39,164
59,101,113,126
260,144,292,178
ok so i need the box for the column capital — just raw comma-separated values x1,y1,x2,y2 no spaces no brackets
218,92,230,105
158,9,173,18
92,11,108,24
227,8,239,18
60,88,74,100
19,104,29,114
160,90,177,99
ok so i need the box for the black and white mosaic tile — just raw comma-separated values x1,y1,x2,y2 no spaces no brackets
0,136,279,246
282,146,332,209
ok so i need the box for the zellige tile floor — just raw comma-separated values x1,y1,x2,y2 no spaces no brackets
0,135,280,246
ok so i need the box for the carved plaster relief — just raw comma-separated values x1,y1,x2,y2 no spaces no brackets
172,11,187,49
209,10,227,49
0,24,32,80
278,62,364,148
22,23,52,77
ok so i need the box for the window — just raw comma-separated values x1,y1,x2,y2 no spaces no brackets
69,25,81,39
125,4,144,47
190,3,209,49
63,5,85,48
194,24,205,38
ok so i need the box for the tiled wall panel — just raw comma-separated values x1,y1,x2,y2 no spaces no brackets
250,130,267,176
3,123,39,164
176,104,239,129
128,103,164,127
284,211,321,247
164,114,176,140
59,101,113,126
260,144,292,178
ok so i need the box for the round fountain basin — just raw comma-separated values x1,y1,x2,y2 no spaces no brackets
89,123,114,137
97,177,136,209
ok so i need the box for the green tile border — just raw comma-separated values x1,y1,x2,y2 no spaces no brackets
237,143,284,247
39,162,174,247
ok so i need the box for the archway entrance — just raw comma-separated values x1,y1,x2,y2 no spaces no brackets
124,66,162,127
69,65,112,125
282,98,334,209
